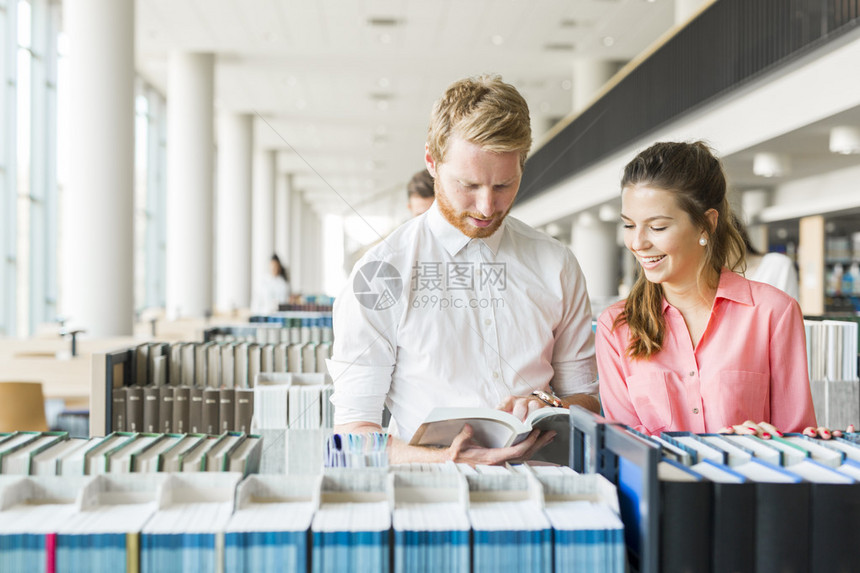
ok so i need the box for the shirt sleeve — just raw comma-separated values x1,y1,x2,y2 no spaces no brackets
768,298,817,432
328,263,402,428
595,312,650,433
550,250,598,397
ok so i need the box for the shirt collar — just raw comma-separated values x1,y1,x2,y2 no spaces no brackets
426,200,507,256
661,269,753,313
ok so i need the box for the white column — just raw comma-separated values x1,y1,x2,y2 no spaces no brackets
289,189,305,293
675,0,709,26
252,149,276,302
215,112,253,312
62,0,134,336
572,59,618,114
571,211,620,302
166,52,214,319
275,172,292,265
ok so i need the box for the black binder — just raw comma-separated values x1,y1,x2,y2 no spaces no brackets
658,460,712,573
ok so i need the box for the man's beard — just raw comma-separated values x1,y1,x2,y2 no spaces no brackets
435,181,510,239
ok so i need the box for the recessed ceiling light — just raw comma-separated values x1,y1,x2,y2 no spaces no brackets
544,43,575,51
491,35,504,46
752,152,790,178
561,79,572,90
376,100,389,111
602,36,615,47
367,17,400,27
829,126,860,155
379,33,392,44
378,77,391,88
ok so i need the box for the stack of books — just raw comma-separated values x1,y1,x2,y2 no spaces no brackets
210,315,333,345
804,318,858,382
0,431,261,476
109,339,333,435
570,406,860,573
0,463,627,572
141,473,241,572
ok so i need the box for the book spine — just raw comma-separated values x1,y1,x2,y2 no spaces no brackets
172,387,191,434
126,387,144,433
142,386,160,433
234,389,254,434
189,387,204,434
202,388,220,435
219,388,235,433
158,386,174,434
112,388,126,432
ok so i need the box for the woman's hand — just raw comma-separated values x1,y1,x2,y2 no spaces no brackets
718,420,855,440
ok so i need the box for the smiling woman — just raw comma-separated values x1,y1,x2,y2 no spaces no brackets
595,141,819,436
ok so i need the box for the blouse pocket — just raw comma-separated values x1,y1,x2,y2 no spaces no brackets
626,372,674,434
716,371,769,426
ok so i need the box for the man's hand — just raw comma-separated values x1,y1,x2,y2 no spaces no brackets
447,424,556,466
497,395,546,421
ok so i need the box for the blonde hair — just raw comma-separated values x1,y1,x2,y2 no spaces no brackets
615,141,746,359
427,75,532,168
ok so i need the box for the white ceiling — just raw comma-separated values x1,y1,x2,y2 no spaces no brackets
135,0,678,220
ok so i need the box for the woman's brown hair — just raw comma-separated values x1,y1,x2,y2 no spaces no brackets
615,141,746,359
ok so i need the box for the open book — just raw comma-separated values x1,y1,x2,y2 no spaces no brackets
409,406,569,449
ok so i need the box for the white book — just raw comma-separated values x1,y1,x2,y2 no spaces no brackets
180,437,217,473
221,344,235,388
233,342,249,388
784,436,844,467
287,343,304,373
700,435,754,466
204,434,243,472
410,406,569,449
31,438,89,476
274,343,289,372
721,435,783,466
159,435,207,473
247,344,261,387
261,344,275,373
0,434,65,475
133,435,184,473
207,344,221,388
225,436,261,474
60,434,128,476
181,343,196,387
104,435,162,474
788,459,855,483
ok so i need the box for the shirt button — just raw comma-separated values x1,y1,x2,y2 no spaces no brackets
692,408,699,414
492,371,499,379
688,371,695,377
484,318,492,326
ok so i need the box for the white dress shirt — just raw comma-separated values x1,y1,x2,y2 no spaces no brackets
329,201,597,441
749,252,799,300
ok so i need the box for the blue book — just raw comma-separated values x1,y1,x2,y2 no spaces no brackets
224,474,319,572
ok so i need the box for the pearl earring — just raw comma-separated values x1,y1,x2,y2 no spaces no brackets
699,237,707,246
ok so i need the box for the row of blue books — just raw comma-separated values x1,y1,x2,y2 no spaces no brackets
0,463,625,573
568,406,860,573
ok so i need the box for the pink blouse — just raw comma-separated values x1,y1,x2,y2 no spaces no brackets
596,270,817,435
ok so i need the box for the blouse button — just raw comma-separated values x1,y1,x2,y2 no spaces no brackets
688,371,695,377
692,408,699,414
